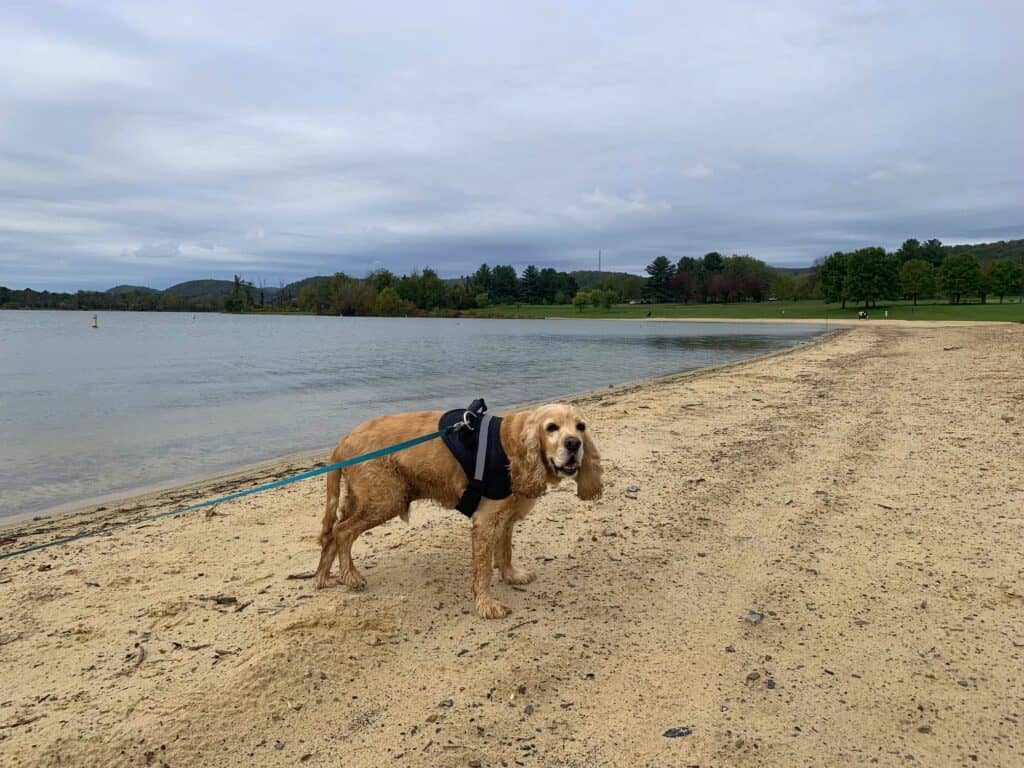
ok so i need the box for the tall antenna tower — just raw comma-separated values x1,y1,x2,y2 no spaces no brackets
598,249,602,273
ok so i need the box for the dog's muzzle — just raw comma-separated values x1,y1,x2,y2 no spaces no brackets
554,451,581,477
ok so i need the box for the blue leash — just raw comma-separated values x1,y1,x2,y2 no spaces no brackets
0,427,453,562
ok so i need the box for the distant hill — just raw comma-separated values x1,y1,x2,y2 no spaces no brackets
944,238,1024,265
106,284,160,294
164,279,237,299
570,270,641,289
279,275,331,296
164,279,280,301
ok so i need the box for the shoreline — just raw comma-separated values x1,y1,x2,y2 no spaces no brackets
0,328,844,543
0,316,1005,540
579,316,1016,326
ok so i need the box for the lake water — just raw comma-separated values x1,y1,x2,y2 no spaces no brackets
0,311,824,519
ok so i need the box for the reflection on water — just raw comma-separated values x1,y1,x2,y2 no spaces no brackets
0,312,824,518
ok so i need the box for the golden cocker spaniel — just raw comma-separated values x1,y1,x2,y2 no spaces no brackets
314,403,602,618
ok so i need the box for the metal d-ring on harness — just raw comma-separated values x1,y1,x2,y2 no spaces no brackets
0,403,491,562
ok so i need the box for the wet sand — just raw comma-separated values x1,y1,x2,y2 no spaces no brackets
1,323,1021,767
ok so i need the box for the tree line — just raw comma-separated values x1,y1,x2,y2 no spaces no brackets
4,237,1021,315
641,252,781,304
818,238,1023,308
0,286,222,312
291,264,581,316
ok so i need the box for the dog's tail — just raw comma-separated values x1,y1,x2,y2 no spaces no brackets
318,445,346,548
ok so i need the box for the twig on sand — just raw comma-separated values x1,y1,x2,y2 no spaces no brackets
506,619,539,634
197,594,237,605
0,714,45,730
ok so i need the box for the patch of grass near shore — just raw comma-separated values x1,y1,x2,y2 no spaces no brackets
465,298,1024,322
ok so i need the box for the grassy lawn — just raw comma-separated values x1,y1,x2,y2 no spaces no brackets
464,298,1024,322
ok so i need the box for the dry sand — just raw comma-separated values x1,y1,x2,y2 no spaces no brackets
1,323,1021,767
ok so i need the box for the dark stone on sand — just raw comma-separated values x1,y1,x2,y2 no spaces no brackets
663,726,693,738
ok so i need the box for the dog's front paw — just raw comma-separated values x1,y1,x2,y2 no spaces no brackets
475,598,510,619
340,569,367,590
502,567,536,585
315,572,336,590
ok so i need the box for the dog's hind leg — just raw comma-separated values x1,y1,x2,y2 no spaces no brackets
315,466,345,589
333,474,406,590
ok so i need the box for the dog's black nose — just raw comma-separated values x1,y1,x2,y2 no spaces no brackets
565,437,581,452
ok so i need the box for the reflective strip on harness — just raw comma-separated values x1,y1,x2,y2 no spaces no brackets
474,414,493,482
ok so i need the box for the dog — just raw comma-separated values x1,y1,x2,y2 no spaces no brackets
314,402,602,618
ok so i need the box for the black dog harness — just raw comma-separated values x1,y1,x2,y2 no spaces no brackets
439,399,512,517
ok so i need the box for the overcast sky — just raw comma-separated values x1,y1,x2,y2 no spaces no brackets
2,1,1022,291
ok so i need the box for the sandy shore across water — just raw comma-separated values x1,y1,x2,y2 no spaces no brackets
1,322,1021,767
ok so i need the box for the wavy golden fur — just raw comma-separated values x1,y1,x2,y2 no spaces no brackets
314,403,602,618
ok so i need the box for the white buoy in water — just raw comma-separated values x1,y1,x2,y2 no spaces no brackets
91,313,98,328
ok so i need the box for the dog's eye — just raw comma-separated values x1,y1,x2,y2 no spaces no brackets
545,423,559,433
577,423,586,432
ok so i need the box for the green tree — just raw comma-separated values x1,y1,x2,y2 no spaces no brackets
472,264,493,295
537,267,561,304
920,238,945,267
298,285,319,313
572,290,591,312
589,289,615,310
366,268,397,292
769,273,796,301
676,256,701,276
490,265,519,303
326,272,375,315
444,282,476,310
519,265,542,303
792,273,814,300
722,254,773,301
818,252,849,308
222,274,254,312
845,247,897,308
643,255,676,302
375,286,403,315
702,252,724,273
896,238,922,264
938,252,981,304
899,259,935,305
418,268,446,310
559,272,579,301
397,268,446,310
983,260,1023,303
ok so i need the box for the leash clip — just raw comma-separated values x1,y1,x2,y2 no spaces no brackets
451,398,488,433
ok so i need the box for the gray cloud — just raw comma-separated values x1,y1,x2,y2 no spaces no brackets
1,1,1022,290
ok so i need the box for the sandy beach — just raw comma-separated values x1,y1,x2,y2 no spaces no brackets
1,322,1021,767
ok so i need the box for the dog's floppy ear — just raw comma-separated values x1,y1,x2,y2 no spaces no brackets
575,419,603,501
506,409,549,498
